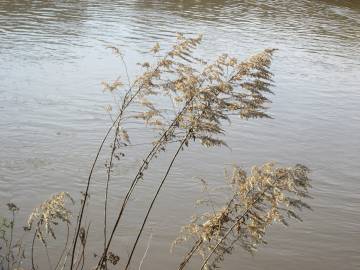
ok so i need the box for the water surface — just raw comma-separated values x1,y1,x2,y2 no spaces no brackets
0,1,359,269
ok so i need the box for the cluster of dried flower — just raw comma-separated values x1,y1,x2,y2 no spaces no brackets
77,34,310,270
0,34,312,270
25,192,74,244
95,34,281,269
174,163,312,270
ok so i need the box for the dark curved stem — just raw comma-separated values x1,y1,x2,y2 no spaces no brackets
95,99,194,269
95,125,174,269
7,210,15,270
54,224,70,270
178,239,203,270
70,112,121,270
71,80,144,269
103,119,121,270
124,133,191,270
31,229,37,270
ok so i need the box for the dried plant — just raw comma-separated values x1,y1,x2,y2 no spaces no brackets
0,203,25,270
174,163,312,270
90,33,278,270
71,34,206,270
25,192,74,270
0,34,310,270
26,192,74,244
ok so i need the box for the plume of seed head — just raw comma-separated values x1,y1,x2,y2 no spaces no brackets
108,35,276,156
25,192,74,245
174,163,311,270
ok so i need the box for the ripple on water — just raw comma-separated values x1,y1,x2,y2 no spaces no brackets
0,0,359,269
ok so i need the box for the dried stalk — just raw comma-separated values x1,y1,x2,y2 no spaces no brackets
54,224,70,270
199,192,267,270
70,113,122,270
175,164,312,270
103,117,121,270
178,239,203,270
98,38,276,269
95,101,193,269
7,209,15,270
124,132,192,270
72,71,148,268
31,229,37,270
95,36,202,268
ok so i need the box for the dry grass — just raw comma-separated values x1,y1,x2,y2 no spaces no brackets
174,163,312,270
1,34,312,270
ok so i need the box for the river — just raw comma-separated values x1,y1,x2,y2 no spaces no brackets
0,1,359,269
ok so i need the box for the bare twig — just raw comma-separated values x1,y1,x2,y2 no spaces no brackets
178,239,203,270
54,224,70,270
96,98,195,269
7,209,15,270
70,112,122,270
31,229,37,270
124,133,191,270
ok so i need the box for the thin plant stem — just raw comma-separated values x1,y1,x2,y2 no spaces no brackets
75,224,90,270
31,229,37,270
7,210,15,270
178,186,264,270
54,224,70,270
178,195,246,270
138,231,153,270
95,97,195,269
95,125,174,268
178,239,203,270
94,47,178,268
124,132,191,270
45,243,53,270
103,55,131,257
120,54,131,88
103,119,121,270
199,191,267,270
70,112,122,270
71,81,144,269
